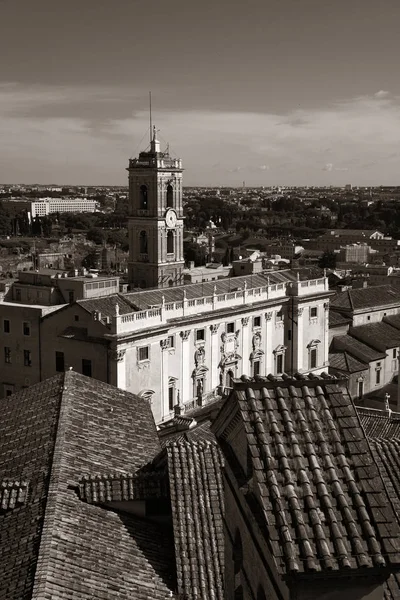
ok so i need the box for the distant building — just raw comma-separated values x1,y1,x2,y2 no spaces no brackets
30,198,97,218
337,243,371,264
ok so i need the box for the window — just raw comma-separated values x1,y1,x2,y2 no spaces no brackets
23,322,30,336
139,230,148,254
287,329,292,341
3,319,10,333
393,349,397,359
4,347,11,364
3,384,14,397
253,360,260,377
168,335,175,349
376,368,381,385
168,386,175,411
15,288,21,301
167,230,174,254
82,359,92,377
276,309,283,322
310,348,317,369
138,346,149,361
196,329,205,342
140,185,148,210
74,315,79,322
227,322,235,334
367,316,371,321
68,291,74,303
276,353,284,374
253,316,261,327
24,350,32,367
358,380,364,399
310,307,318,318
55,351,65,372
166,184,173,208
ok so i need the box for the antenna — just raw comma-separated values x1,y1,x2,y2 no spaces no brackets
149,91,152,144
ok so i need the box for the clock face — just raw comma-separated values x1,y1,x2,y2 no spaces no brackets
165,209,177,228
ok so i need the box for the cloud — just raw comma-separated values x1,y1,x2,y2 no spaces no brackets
1,85,400,185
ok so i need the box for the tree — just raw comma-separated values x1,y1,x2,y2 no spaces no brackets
87,227,106,245
318,250,337,270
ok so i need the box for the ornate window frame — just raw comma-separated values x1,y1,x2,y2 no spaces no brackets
307,339,321,370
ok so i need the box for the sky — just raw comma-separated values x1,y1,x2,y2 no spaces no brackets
1,0,400,187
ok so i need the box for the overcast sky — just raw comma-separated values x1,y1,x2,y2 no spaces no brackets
1,0,400,186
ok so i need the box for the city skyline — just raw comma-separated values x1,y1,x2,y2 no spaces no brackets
1,0,400,186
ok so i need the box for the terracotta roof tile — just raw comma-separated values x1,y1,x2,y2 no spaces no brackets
167,440,224,599
126,268,323,310
331,285,400,312
215,374,400,575
331,334,386,362
0,372,174,599
358,408,400,439
350,322,400,352
329,351,368,373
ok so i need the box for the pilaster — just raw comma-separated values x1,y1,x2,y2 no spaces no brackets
241,317,250,376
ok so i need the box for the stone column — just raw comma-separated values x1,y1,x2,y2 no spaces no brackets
323,302,329,369
264,311,273,375
241,317,250,376
180,330,191,405
210,323,220,391
160,338,169,420
294,307,304,372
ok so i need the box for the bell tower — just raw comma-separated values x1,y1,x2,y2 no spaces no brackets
127,126,185,289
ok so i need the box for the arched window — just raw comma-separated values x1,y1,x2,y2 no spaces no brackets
257,585,267,600
167,230,174,254
166,184,173,208
139,230,148,254
140,185,148,210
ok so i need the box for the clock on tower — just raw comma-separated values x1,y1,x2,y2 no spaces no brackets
127,127,185,289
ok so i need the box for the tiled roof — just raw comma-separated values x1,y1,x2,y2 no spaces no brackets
329,351,368,373
384,314,400,331
331,334,386,362
77,293,137,317
214,373,400,574
78,471,169,504
167,440,224,599
350,321,400,351
126,268,323,310
0,375,66,600
358,407,400,439
329,310,352,328
0,371,175,600
330,285,400,312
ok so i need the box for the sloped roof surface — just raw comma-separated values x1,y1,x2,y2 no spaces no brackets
331,285,400,312
329,351,368,373
0,371,174,600
126,268,323,310
167,440,224,599
77,293,137,317
358,407,400,439
0,375,65,600
222,375,400,574
384,314,400,330
350,321,400,351
329,310,352,328
331,334,386,362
